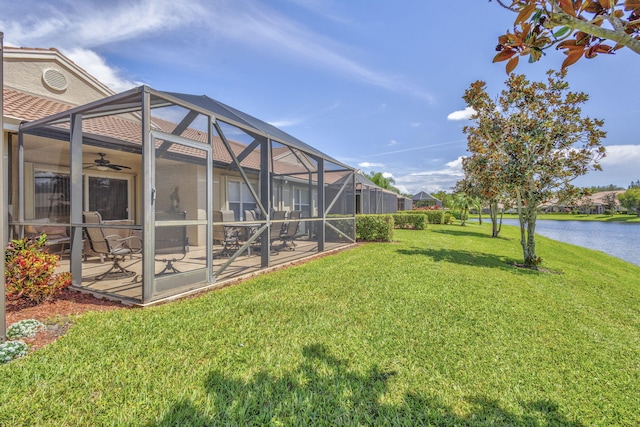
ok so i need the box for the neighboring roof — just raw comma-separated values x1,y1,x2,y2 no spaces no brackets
354,172,400,196
412,191,441,202
540,190,624,208
355,172,379,188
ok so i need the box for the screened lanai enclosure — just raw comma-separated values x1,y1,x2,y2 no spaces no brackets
11,86,355,305
353,173,408,214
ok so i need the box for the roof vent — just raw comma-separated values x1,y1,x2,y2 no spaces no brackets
42,68,68,92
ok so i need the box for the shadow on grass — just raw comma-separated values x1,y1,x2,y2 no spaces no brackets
430,226,512,240
396,246,536,274
151,344,583,426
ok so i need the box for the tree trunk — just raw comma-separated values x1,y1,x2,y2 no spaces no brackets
516,192,538,269
489,200,502,238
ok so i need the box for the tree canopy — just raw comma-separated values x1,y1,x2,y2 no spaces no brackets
491,0,640,72
618,187,640,215
462,69,606,267
589,184,625,192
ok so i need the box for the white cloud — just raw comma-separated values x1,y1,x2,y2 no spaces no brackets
447,107,476,121
382,172,394,179
388,139,398,146
575,144,640,188
358,162,385,168
64,48,140,93
1,0,434,100
1,0,204,93
393,156,465,194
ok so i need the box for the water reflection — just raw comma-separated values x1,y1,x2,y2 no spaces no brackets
498,219,640,266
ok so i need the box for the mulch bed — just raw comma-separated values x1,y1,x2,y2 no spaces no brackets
5,289,126,351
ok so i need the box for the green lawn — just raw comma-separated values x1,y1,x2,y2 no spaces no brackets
1,224,639,426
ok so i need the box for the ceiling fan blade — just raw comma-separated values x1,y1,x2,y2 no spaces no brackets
109,165,123,171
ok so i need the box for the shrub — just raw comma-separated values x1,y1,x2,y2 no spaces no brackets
392,214,426,230
5,235,71,304
0,340,28,364
356,215,394,242
444,212,454,224
6,319,45,340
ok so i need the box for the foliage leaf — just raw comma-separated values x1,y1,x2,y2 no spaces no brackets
625,0,640,10
506,56,520,74
494,49,517,62
553,26,572,38
516,3,538,24
562,49,584,68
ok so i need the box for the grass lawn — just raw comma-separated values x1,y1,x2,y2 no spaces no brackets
1,223,639,426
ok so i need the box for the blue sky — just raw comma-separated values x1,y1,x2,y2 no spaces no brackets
2,0,638,194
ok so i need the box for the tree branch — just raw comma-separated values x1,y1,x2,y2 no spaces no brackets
490,0,517,12
547,7,640,54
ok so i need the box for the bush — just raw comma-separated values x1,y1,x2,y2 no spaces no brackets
392,214,426,230
5,235,71,304
443,212,454,224
356,215,394,242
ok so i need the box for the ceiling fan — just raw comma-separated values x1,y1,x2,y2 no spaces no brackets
83,153,131,171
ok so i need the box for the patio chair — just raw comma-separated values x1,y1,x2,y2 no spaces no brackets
83,211,141,280
269,210,287,251
155,210,189,275
242,209,261,245
23,217,70,256
280,210,301,250
213,210,239,257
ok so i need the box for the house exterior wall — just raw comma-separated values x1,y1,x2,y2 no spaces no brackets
4,48,112,106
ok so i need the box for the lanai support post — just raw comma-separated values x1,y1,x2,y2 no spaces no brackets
141,88,154,303
260,138,271,268
69,113,83,285
317,157,325,252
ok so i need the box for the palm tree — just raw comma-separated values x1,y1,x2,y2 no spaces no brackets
452,192,472,226
365,171,399,193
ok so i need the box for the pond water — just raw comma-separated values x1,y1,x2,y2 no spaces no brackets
497,219,640,266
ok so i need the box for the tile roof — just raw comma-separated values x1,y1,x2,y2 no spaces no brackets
4,88,315,175
3,88,74,121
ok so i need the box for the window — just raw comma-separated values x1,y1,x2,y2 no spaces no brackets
227,180,257,221
87,176,130,220
34,171,70,219
293,187,310,217
32,169,131,221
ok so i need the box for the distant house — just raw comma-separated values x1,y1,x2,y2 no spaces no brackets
411,191,442,208
539,191,623,214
